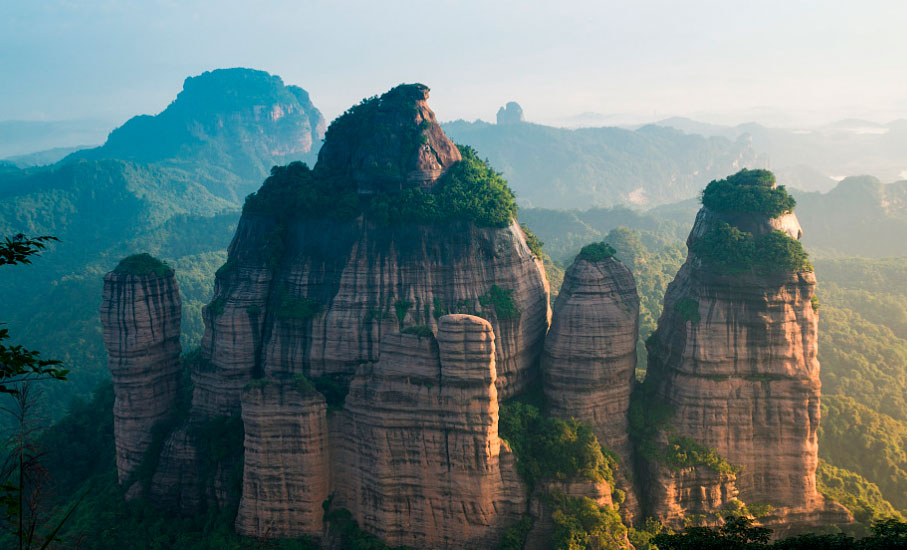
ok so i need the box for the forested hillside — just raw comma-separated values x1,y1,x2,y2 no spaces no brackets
0,68,323,419
443,118,762,209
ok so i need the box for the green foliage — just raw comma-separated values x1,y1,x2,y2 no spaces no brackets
244,146,518,228
394,300,412,326
664,436,742,475
400,325,433,338
673,298,700,322
498,402,616,487
278,296,323,321
629,517,671,550
0,234,58,267
496,516,534,550
817,460,904,531
578,241,617,261
811,294,820,312
549,493,629,550
818,395,907,514
521,224,544,258
113,253,173,277
700,169,795,218
323,507,407,550
652,515,907,549
208,297,226,316
479,285,520,320
691,224,811,274
629,384,675,460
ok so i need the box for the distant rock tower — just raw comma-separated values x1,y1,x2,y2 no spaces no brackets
100,253,182,498
496,101,525,125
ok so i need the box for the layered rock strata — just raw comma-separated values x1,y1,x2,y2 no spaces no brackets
100,263,182,494
331,315,526,548
542,254,639,461
644,203,850,526
235,379,330,538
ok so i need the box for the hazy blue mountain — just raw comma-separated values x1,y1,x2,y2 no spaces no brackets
1,145,94,167
442,118,763,209
0,119,111,158
0,68,324,418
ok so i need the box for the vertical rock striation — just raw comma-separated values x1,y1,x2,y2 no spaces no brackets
235,379,330,538
332,315,526,548
542,252,639,461
643,173,851,529
100,254,182,495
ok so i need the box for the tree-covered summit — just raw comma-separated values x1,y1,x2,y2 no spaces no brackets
701,168,796,218
243,144,518,228
113,253,173,277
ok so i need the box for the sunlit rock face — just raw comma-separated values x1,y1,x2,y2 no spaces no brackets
100,266,182,497
644,199,851,531
331,315,527,548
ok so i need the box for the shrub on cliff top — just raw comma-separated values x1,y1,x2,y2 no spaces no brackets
578,241,617,262
114,253,172,276
242,146,518,228
701,168,795,218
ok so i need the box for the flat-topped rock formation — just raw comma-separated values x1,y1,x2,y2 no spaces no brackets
100,254,182,497
332,315,526,548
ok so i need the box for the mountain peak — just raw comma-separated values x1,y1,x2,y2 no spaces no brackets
315,82,461,195
74,68,325,185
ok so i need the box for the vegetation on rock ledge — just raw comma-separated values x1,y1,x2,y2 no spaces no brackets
691,223,812,274
113,253,173,277
243,145,518,228
700,168,796,218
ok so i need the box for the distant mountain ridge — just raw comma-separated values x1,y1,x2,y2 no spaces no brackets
443,117,763,209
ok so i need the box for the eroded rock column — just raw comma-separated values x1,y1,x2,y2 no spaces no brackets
332,314,526,548
100,258,182,495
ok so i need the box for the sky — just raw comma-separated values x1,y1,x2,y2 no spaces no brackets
2,0,907,129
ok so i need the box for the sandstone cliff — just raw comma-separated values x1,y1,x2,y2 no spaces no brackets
100,254,182,497
642,172,851,530
235,379,330,538
191,84,549,425
542,251,638,462
331,315,526,548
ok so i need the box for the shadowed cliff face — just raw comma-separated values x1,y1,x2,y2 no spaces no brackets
100,264,182,497
643,191,851,531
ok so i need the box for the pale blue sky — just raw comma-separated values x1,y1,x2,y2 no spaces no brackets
2,0,906,127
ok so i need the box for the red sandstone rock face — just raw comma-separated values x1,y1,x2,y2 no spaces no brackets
235,380,330,538
100,269,182,496
331,315,527,548
542,256,639,461
191,216,549,421
541,255,641,521
644,206,851,528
